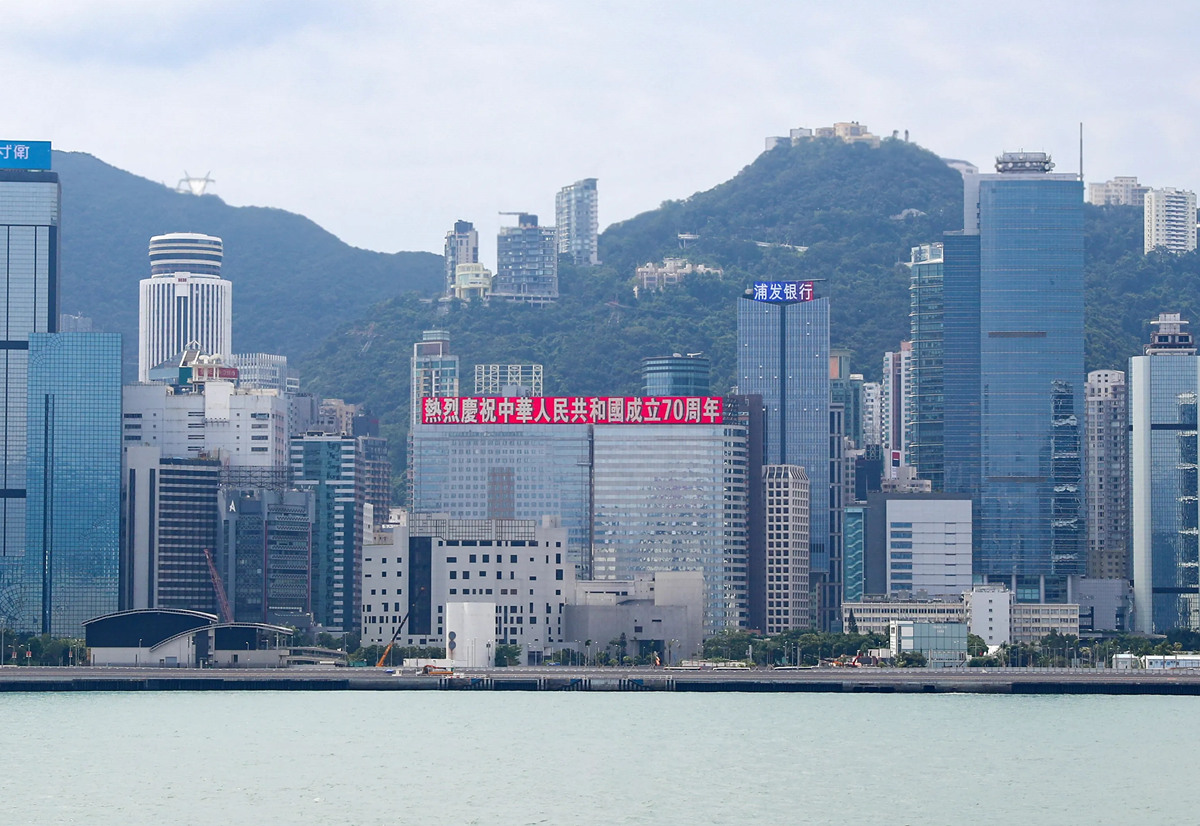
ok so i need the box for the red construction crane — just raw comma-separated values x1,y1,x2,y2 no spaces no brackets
202,548,233,623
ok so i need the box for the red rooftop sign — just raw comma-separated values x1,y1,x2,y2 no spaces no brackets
421,396,724,425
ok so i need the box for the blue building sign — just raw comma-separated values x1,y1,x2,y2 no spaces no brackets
0,141,52,170
752,281,814,303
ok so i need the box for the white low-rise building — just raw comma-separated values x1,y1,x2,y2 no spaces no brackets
361,512,575,665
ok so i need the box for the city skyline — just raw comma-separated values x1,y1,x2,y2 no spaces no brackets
5,3,1200,267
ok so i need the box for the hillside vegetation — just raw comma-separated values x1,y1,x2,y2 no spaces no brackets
297,139,1200,496
54,151,442,377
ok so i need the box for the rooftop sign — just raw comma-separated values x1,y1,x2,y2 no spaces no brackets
0,141,51,171
421,396,724,425
752,281,814,303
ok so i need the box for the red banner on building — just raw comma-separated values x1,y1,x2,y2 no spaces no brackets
420,396,724,426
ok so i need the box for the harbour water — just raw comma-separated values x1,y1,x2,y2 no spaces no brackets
2,691,1190,825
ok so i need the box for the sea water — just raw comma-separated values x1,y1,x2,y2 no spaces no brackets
0,691,1188,825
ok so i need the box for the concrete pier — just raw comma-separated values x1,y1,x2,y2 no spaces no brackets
3,666,1200,695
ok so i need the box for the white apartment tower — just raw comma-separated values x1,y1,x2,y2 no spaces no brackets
444,220,479,295
1085,370,1129,580
762,465,810,634
881,342,912,470
1144,188,1198,254
138,233,232,382
555,178,599,266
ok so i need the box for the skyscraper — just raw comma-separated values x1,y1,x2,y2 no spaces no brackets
138,233,231,382
1085,370,1129,580
555,178,599,266
760,465,810,634
443,220,479,295
1144,187,1198,255
24,333,122,635
410,330,459,425
1130,314,1200,632
737,282,837,627
0,142,59,624
493,214,558,303
881,341,912,472
943,151,1085,602
907,242,945,490
641,353,710,396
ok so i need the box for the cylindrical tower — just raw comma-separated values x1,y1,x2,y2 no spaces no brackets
138,233,232,381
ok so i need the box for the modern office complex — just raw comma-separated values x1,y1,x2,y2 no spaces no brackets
138,233,231,382
1085,369,1129,580
1143,187,1198,254
410,330,459,425
860,493,973,598
0,148,59,588
737,282,838,628
1130,314,1200,632
760,465,810,634
555,177,599,266
907,242,945,490
443,220,479,295
291,433,364,633
410,394,749,632
641,353,711,396
493,214,558,303
23,333,122,635
942,151,1085,603
218,488,314,624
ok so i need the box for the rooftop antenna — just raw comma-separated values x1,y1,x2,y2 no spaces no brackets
176,171,215,196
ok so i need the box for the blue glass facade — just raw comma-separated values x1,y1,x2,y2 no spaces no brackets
0,170,59,628
737,294,835,625
908,244,945,490
943,165,1085,596
1130,355,1200,632
24,333,122,635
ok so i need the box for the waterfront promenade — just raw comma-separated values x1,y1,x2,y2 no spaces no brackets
3,665,1200,694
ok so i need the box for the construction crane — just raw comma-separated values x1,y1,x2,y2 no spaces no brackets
375,587,426,667
202,548,234,623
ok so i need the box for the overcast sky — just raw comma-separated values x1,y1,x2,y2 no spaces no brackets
5,2,1197,266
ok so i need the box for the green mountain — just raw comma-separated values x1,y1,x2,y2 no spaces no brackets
296,138,1200,498
54,151,442,376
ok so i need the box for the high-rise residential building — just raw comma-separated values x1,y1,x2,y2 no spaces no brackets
121,445,222,613
861,382,883,447
760,465,810,634
1087,176,1149,207
356,434,392,521
1131,313,1200,632
737,282,838,629
1144,187,1198,254
443,220,479,295
410,330,459,425
138,233,232,382
23,333,122,635
555,178,599,266
493,214,558,304
409,394,750,632
474,363,544,397
291,433,364,633
0,148,59,609
1085,370,1129,580
907,242,945,491
943,151,1085,603
881,342,912,471
641,353,711,396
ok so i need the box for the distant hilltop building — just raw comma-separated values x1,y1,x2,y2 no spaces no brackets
493,213,558,304
941,158,978,177
1144,187,1198,254
443,220,479,297
635,258,722,292
556,178,599,266
1087,176,1149,207
765,122,881,151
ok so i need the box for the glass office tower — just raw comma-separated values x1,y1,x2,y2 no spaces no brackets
944,152,1085,601
908,242,945,491
737,289,835,627
1130,314,1200,632
23,333,121,635
0,162,60,628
